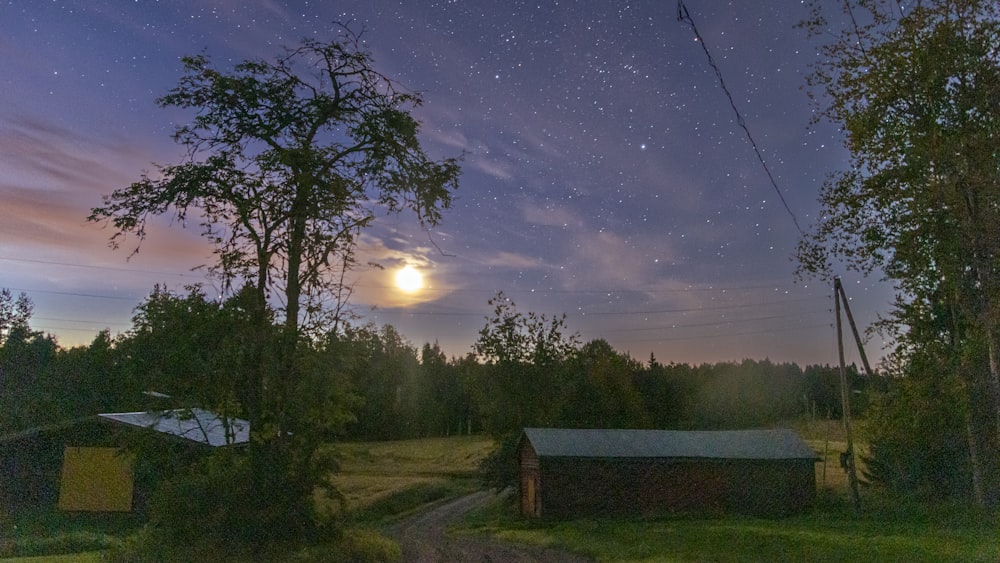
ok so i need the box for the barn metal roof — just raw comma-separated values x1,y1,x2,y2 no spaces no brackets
99,408,249,447
522,428,818,460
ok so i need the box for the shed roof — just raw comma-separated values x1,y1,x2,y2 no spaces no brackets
521,428,817,461
99,408,249,447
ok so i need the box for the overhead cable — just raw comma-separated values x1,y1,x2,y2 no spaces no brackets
676,1,806,236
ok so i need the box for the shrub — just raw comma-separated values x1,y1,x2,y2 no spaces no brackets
107,446,340,561
289,528,401,563
862,375,971,501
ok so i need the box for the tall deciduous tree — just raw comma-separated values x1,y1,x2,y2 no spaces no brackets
474,292,579,435
474,292,579,488
798,0,1000,504
0,288,33,344
88,28,460,546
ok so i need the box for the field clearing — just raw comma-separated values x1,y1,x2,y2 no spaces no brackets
785,417,863,492
329,435,493,518
336,435,493,476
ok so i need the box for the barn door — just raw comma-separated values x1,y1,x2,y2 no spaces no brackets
527,477,536,514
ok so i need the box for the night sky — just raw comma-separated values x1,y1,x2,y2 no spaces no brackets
0,1,893,366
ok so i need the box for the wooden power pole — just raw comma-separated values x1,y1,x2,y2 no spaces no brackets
834,276,863,513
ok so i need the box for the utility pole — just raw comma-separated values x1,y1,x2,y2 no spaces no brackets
835,276,862,514
836,279,875,378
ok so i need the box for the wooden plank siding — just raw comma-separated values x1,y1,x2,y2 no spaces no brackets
519,440,542,517
518,428,818,519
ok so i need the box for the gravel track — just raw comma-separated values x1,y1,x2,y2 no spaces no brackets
388,490,592,563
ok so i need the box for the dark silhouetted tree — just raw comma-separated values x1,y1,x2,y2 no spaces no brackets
799,0,1000,505
473,292,579,488
88,27,460,547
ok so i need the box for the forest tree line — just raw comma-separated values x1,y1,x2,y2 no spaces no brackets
0,286,865,445
1,284,983,503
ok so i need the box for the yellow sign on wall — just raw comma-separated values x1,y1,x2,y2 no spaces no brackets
58,446,134,512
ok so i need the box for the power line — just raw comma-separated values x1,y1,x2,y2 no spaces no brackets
375,296,818,319
612,322,832,344
573,296,816,316
600,308,829,334
0,256,202,278
676,0,806,236
34,316,126,325
2,287,139,301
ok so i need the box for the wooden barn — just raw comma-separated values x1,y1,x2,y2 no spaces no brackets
518,428,819,518
0,408,248,513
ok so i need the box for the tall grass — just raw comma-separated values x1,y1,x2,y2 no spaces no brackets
330,435,491,521
0,509,139,560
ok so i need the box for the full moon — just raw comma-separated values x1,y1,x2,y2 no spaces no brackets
395,266,423,293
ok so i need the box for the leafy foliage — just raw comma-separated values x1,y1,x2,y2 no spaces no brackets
863,374,972,500
798,0,1000,504
89,32,460,335
85,26,460,553
0,288,32,343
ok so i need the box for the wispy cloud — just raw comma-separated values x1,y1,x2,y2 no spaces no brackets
521,201,579,228
481,251,546,269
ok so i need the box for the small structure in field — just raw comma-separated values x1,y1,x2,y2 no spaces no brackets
0,408,248,513
518,427,818,518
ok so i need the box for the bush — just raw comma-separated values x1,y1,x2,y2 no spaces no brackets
289,528,401,563
0,530,119,558
862,375,971,501
479,433,520,490
106,445,341,561
106,525,400,563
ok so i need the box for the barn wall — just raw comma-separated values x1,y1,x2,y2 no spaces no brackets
0,419,114,511
539,458,728,518
58,447,134,512
535,457,816,519
518,440,541,517
0,419,217,514
721,460,816,516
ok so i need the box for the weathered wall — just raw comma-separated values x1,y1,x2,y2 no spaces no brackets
531,457,816,518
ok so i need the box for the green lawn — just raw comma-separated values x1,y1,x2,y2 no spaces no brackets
462,507,996,562
0,552,104,563
0,509,140,561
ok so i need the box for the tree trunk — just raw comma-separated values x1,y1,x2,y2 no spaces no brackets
985,325,1000,443
981,323,1000,507
965,415,985,506
280,177,311,440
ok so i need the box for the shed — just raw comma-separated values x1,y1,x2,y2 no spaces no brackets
518,428,819,518
1,408,248,513
98,408,250,448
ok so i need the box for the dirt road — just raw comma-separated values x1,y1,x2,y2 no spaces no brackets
388,490,592,563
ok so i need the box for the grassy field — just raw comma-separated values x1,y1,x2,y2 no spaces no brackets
463,503,996,562
0,509,142,562
330,434,492,523
0,553,103,563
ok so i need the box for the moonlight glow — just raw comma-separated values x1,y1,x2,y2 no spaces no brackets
395,266,424,293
